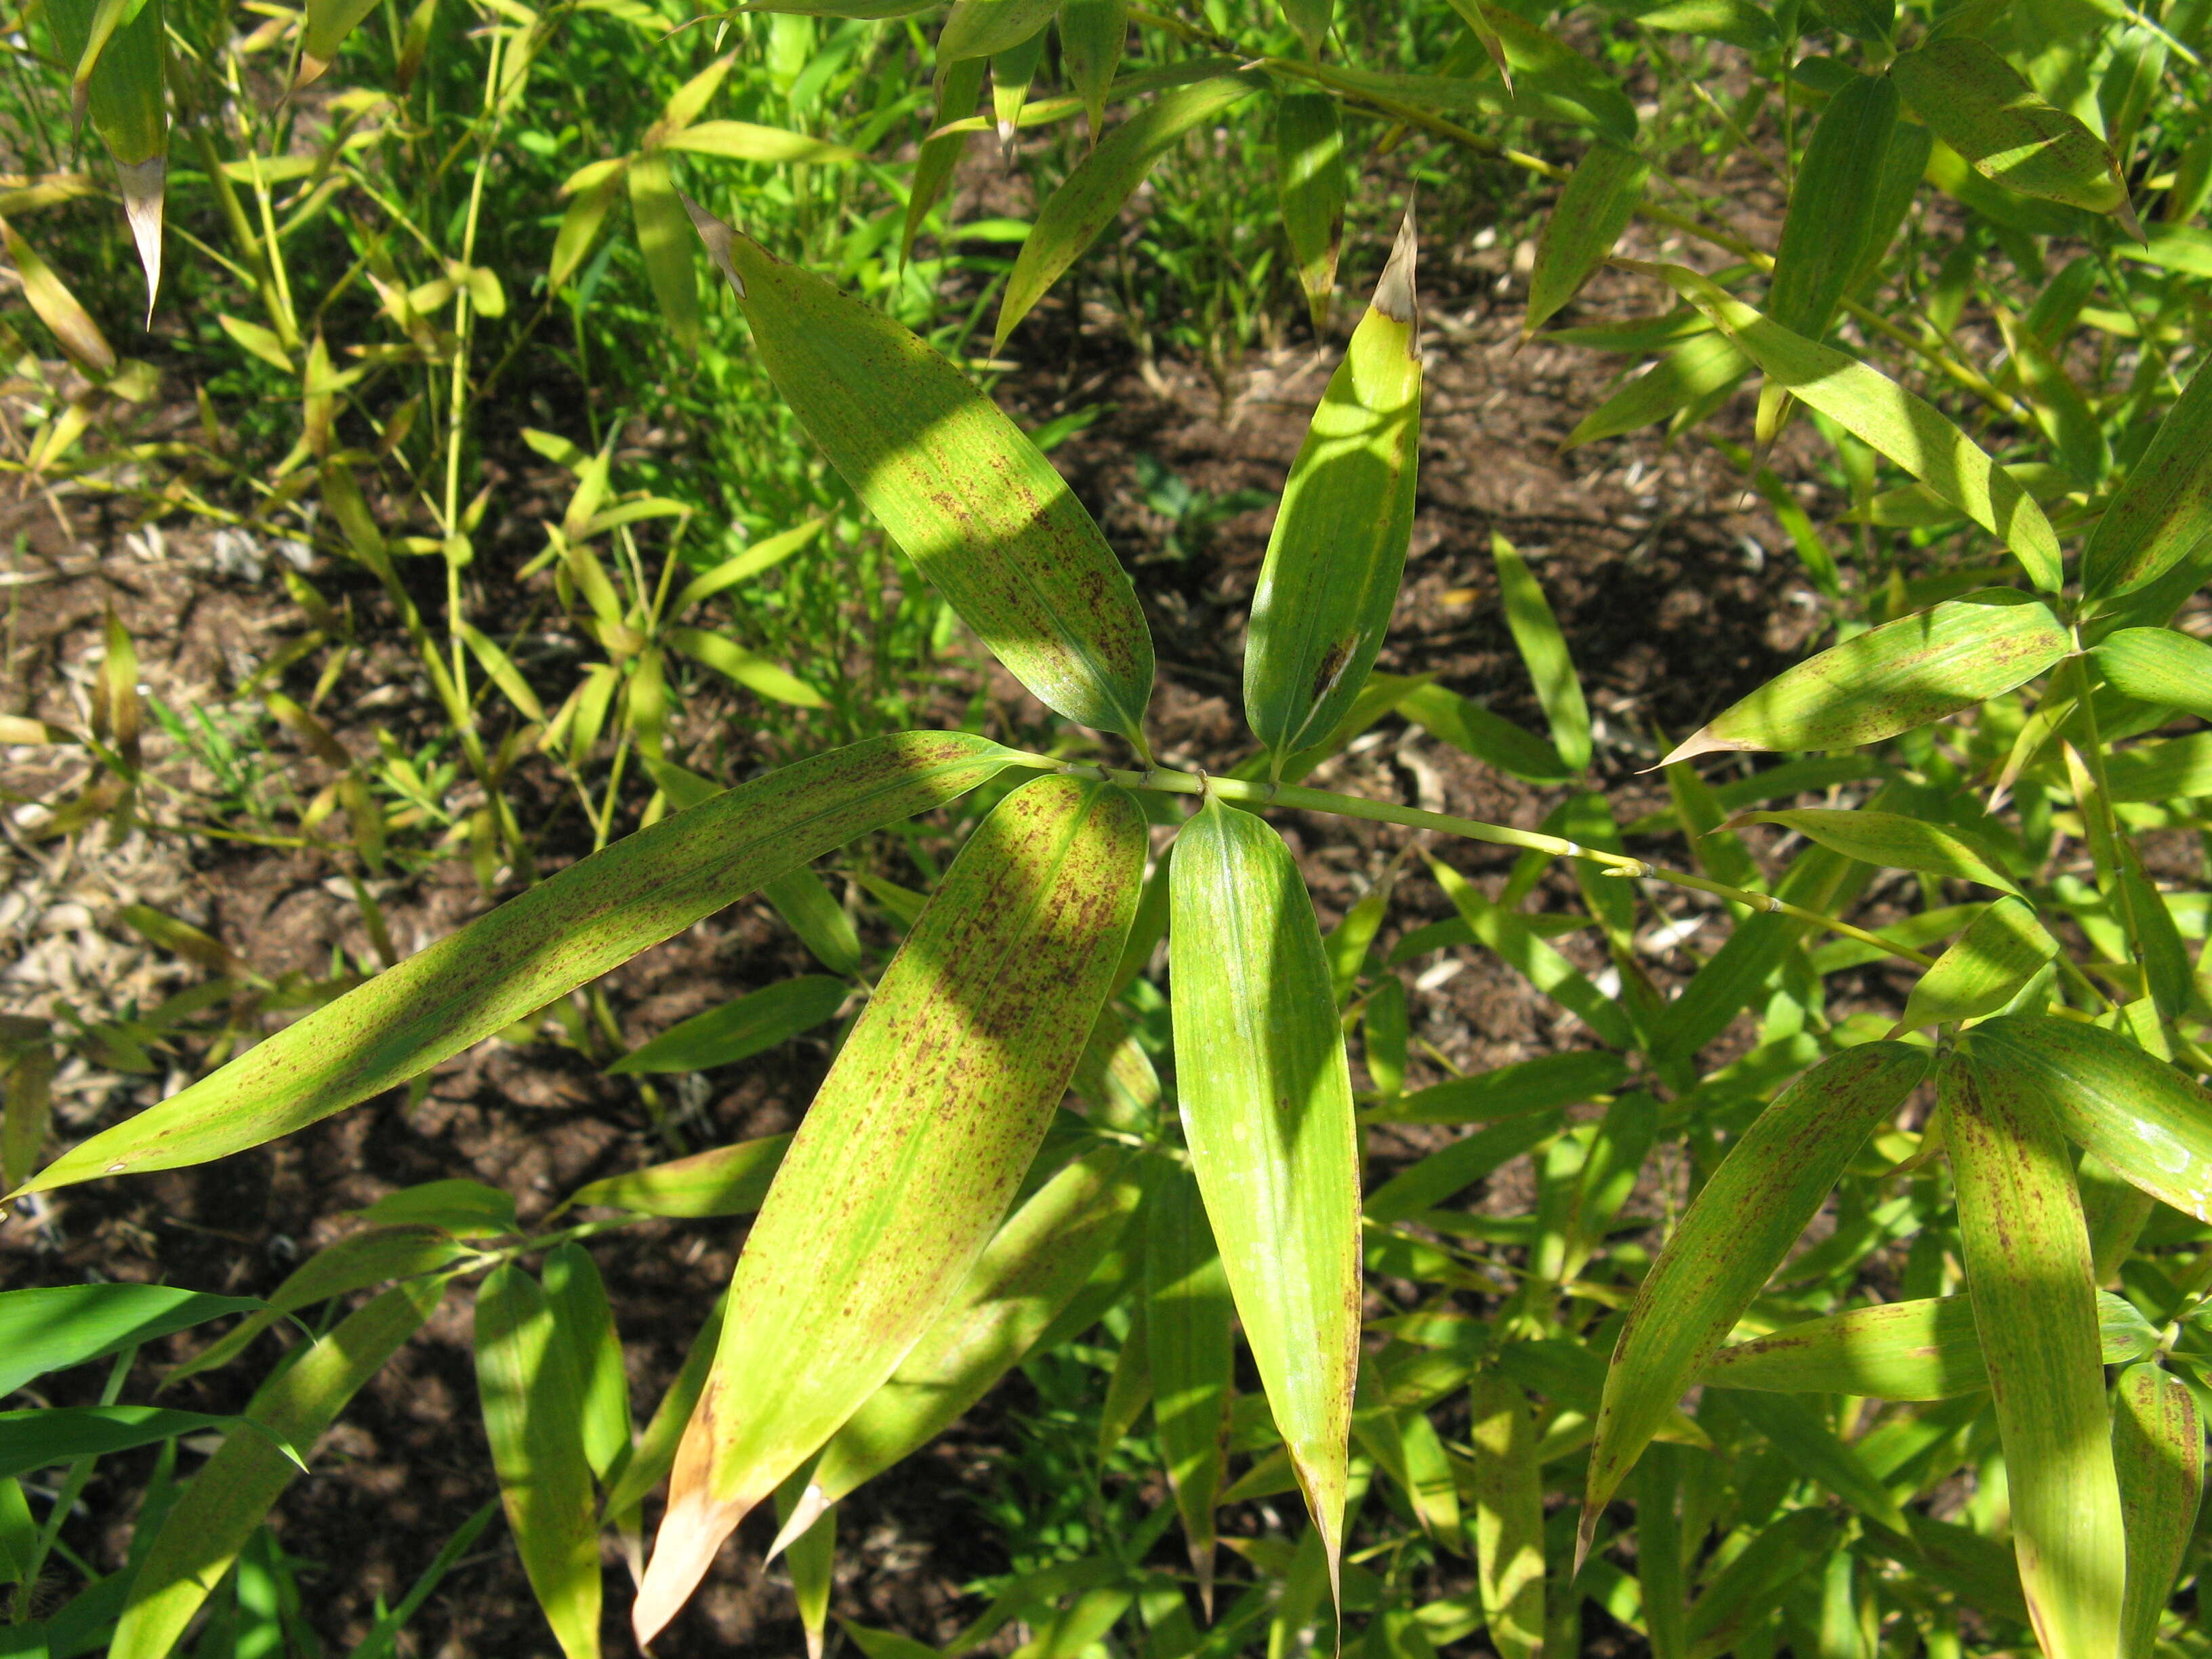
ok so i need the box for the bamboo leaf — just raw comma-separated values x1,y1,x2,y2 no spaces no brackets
1892,39,2135,224
1525,140,1650,337
901,57,987,264
667,627,828,708
11,733,1013,1198
1767,72,1899,339
1059,0,1127,136
1625,261,2063,590
2091,627,2212,720
1660,591,2070,764
544,1243,634,1483
1363,1051,1629,1126
1364,1113,1563,1224
938,0,1059,60
994,70,1264,352
1896,895,2060,1033
1564,331,1748,448
1492,533,1592,773
0,1284,264,1397
1148,1162,1234,1614
762,867,865,976
1427,855,1633,1048
476,1266,602,1659
0,1407,298,1481
1399,683,1574,783
1171,797,1362,1592
1726,807,2018,893
2111,1364,2203,1659
1469,1370,1544,1659
42,0,164,314
2082,361,2212,599
628,152,698,352
1967,1015,2212,1222
1245,208,1422,761
110,1281,442,1659
1725,1392,1909,1532
1582,1044,1927,1546
1938,1048,2124,1659
687,205,1156,747
661,121,860,163
1276,93,1347,334
602,1296,724,1523
636,775,1145,1643
557,1134,790,1219
609,975,848,1073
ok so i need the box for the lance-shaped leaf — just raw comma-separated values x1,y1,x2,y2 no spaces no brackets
630,153,698,352
1896,896,2059,1033
11,733,1012,1198
634,774,1144,1644
1938,1048,2125,1659
1725,1392,1909,1533
1468,1370,1544,1659
1525,140,1648,337
2081,361,2212,600
1623,262,2063,590
1364,1112,1563,1225
556,1135,790,1220
1170,797,1361,1592
1563,330,1748,447
902,56,986,264
1059,0,1127,136
1891,39,2135,226
994,69,1264,351
773,1145,1144,1542
609,976,848,1074
1493,533,1591,773
544,1244,634,1483
1725,808,2018,893
476,1266,602,1659
1147,1164,1235,1614
0,1407,299,1481
1427,855,1633,1048
2091,627,2212,720
1661,591,2069,764
687,206,1155,749
0,1284,264,1397
110,1280,442,1659
1767,71,1898,339
2111,1364,2202,1659
43,0,163,316
1276,93,1346,334
300,0,382,81
1245,208,1422,762
939,0,1059,60
1365,1051,1627,1126
1581,1044,1927,1553
1967,1015,2212,1221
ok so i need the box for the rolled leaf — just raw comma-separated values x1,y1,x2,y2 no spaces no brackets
1276,92,1347,333
1660,591,2068,764
687,205,1157,748
1938,1048,2124,1659
1582,1044,1927,1547
1245,207,1422,761
1896,895,2059,1033
1171,797,1362,1589
12,735,1012,1198
2081,360,2212,599
1526,140,1649,337
2111,1363,2203,1659
1147,1163,1235,1614
635,775,1144,1644
43,0,164,314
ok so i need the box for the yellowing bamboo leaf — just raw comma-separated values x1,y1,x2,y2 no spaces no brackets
1581,1043,1927,1550
662,121,861,163
1468,1370,1542,1659
1427,855,1633,1048
1896,895,2059,1032
1938,1048,2125,1659
687,203,1156,749
1526,140,1649,337
1147,1162,1234,1614
0,217,116,378
1276,93,1346,333
1968,1014,2212,1222
1623,262,2064,590
110,1281,442,1659
775,1145,1143,1539
476,1266,602,1659
666,627,828,708
629,153,698,351
1892,39,2135,226
2112,1364,2202,1659
994,70,1264,352
10,733,1015,1198
1727,807,2018,893
1245,209,1421,761
458,621,546,722
1767,72,1899,339
1171,797,1361,1596
2082,363,2212,600
635,775,1144,1643
1661,590,2069,763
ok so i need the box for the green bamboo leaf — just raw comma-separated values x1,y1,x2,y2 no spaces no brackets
1492,533,1592,773
989,27,1047,148
1726,807,2018,893
762,867,865,976
354,1179,517,1237
609,976,848,1073
902,57,987,264
1660,591,2070,764
544,1244,634,1483
1937,1048,2125,1659
1624,262,2064,590
1467,1370,1543,1659
937,0,1058,60
1767,72,1899,339
557,1134,790,1218
1170,797,1361,1590
2116,844,2193,1021
2101,731,2212,802
0,1284,264,1397
1845,118,1933,299
993,70,1263,352
10,733,1012,1198
773,1146,1143,1542
1591,0,1774,47
687,206,1156,747
1399,683,1574,783
602,1296,724,1524
1362,1052,1629,1126
1725,1392,1909,1532
1059,0,1127,136
300,0,381,79
110,1280,441,1659
1895,896,2060,1033
636,775,1144,1643
1276,93,1346,334
476,1266,602,1659
1427,856,1633,1048
2091,627,2212,720
43,0,164,315
1996,308,2108,487
0,1406,298,1481
2112,1364,2203,1659
1581,1044,1927,1550
1967,1015,2212,1222
1364,977,1407,1097
1148,1162,1234,1614
1245,209,1422,761
667,627,828,708
628,152,699,352
163,1225,464,1389
1637,1445,1687,1659
1564,331,1749,448
775,1473,836,1659
1525,140,1650,337
2082,363,2212,600
1891,39,2135,226
662,121,859,163
1364,1113,1563,1224
1686,1510,1838,1659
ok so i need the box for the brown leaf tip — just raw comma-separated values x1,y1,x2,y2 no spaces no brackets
1373,198,1418,331
678,192,746,299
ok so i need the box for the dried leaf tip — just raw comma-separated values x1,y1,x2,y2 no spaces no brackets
118,157,163,326
1372,199,1418,331
678,192,747,299
765,1481,831,1563
1656,729,1756,769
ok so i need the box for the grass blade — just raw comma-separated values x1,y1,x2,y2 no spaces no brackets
1468,1370,1544,1659
1526,140,1649,337
1276,92,1347,333
2111,1363,2202,1659
1147,1162,1235,1615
